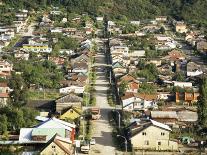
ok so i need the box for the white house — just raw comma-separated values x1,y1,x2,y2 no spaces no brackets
59,86,84,94
110,46,129,56
173,81,192,88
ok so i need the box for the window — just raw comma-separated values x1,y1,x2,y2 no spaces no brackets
142,132,146,136
161,132,165,136
52,145,56,148
144,140,149,145
158,142,161,145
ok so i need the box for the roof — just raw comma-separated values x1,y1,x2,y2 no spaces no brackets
151,111,178,119
40,134,72,155
119,74,136,83
136,93,157,101
150,119,172,131
0,93,9,98
121,92,135,100
19,128,33,143
177,110,198,122
56,94,83,103
0,82,8,87
32,128,65,141
128,119,172,138
35,117,76,131
187,62,201,72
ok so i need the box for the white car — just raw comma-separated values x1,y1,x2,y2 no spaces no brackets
90,138,96,145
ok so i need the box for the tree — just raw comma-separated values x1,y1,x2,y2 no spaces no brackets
119,81,128,96
173,72,185,82
138,82,157,94
8,73,28,108
0,114,7,134
198,77,207,128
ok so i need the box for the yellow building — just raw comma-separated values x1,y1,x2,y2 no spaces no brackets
40,134,74,155
130,119,178,151
60,106,82,121
22,44,52,53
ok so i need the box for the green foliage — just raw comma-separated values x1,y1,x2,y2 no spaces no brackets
14,60,63,89
197,77,207,128
122,23,139,34
173,72,185,82
119,80,128,96
0,115,8,134
0,106,39,132
8,73,28,107
136,63,158,82
138,82,157,94
3,0,207,27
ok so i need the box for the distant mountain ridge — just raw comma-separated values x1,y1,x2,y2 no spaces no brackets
3,0,207,26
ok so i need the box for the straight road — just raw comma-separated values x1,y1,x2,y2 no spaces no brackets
89,40,116,155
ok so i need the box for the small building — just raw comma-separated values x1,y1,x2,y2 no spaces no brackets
187,62,203,77
56,94,82,113
59,106,82,121
175,22,187,33
129,119,178,151
175,92,199,105
151,111,178,127
196,41,207,54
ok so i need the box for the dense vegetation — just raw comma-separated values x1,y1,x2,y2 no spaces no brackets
2,0,207,27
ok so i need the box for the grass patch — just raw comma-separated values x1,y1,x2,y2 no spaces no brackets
28,90,61,100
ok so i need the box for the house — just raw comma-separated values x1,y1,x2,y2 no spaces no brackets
121,92,135,111
130,21,140,26
72,62,88,73
187,62,203,77
112,62,127,76
175,22,187,33
0,60,13,77
121,93,158,111
110,46,129,56
134,94,158,110
19,117,76,144
59,85,84,94
147,59,162,66
40,134,75,155
22,44,52,53
175,92,199,104
151,111,178,127
96,17,104,22
129,119,178,151
129,50,145,58
173,81,192,88
0,93,9,106
196,41,207,53
155,16,167,22
59,106,82,121
56,94,82,113
162,50,185,63
14,50,30,60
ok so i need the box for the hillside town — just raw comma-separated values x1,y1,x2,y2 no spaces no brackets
0,2,207,155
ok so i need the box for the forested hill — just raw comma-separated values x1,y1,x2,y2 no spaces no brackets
2,0,207,26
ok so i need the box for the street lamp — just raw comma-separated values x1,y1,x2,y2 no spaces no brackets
117,135,127,152
112,110,120,129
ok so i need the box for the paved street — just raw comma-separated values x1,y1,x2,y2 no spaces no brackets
89,41,116,155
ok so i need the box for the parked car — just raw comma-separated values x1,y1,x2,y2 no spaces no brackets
90,108,101,120
81,140,90,154
90,138,96,145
